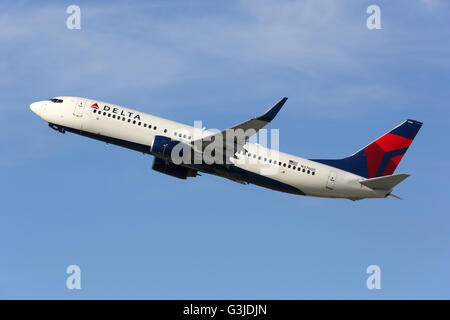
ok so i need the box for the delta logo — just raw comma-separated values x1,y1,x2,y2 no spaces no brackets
90,103,99,109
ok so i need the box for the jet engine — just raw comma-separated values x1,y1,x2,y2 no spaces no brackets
152,157,198,179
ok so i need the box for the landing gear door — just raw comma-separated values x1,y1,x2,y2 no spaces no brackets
73,99,86,117
326,171,337,190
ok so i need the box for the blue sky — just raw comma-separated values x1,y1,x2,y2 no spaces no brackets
1,0,449,299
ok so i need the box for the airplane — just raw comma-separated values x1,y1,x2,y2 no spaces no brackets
30,96,422,200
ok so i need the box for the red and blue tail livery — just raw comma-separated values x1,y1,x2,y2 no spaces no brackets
313,119,423,179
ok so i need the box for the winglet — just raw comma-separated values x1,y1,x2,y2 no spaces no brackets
257,97,288,122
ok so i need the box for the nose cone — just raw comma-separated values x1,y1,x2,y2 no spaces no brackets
30,102,41,116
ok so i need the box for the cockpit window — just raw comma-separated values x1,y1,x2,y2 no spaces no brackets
49,98,64,103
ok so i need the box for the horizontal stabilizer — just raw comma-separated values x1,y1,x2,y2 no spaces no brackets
359,173,410,190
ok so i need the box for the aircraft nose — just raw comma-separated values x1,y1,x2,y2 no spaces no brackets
30,102,41,116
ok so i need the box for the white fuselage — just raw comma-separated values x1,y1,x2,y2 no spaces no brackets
30,96,389,200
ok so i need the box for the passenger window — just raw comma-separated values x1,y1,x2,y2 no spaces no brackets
164,129,167,133
283,163,286,167
133,120,136,124
112,115,116,119
154,126,157,130
108,113,111,117
128,119,131,123
307,170,310,174
144,123,147,127
93,109,97,113
302,168,305,172
312,171,315,175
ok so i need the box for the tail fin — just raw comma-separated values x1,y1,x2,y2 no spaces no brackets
312,119,423,178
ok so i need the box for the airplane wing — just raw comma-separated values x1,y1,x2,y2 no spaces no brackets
191,97,288,161
226,97,288,136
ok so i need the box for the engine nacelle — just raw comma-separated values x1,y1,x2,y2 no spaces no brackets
152,157,197,179
152,135,179,157
151,135,193,159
